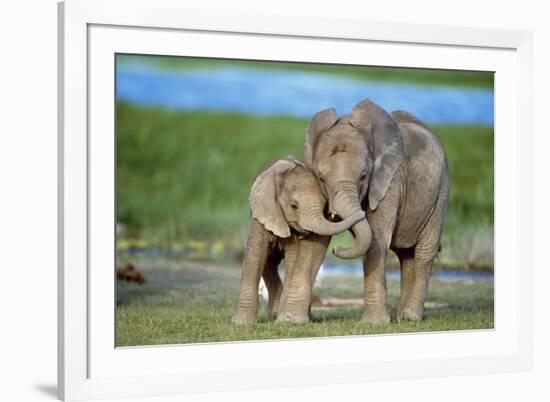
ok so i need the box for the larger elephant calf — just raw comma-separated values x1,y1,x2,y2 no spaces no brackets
304,99,449,324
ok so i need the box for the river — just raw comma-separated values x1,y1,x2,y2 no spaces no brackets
116,65,494,126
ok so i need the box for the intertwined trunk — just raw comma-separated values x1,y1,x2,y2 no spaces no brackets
330,186,372,259
299,206,364,236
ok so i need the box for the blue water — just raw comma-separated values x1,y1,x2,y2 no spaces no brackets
322,262,493,282
122,247,492,282
116,65,494,126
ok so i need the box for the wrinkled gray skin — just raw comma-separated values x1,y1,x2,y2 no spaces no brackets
233,157,365,325
305,99,449,323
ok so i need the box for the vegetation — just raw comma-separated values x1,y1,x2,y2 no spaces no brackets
116,103,493,268
117,54,494,89
116,261,493,346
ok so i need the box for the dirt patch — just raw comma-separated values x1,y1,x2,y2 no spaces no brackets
311,297,363,310
312,297,449,310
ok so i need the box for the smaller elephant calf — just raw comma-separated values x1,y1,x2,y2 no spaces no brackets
233,156,365,325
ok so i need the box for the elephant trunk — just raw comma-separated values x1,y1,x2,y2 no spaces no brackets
331,187,372,259
300,208,365,236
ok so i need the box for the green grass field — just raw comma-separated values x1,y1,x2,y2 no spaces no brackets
116,103,493,268
116,261,494,346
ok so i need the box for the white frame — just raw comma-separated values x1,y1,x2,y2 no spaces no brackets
58,0,533,400
89,25,517,380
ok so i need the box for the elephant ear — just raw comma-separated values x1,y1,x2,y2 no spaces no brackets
282,154,307,168
351,99,403,210
391,110,431,131
304,108,337,166
250,159,296,238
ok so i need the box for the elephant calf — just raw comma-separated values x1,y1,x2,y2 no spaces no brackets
304,99,450,323
233,156,364,325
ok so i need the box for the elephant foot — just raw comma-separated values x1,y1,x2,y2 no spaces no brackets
276,311,310,324
232,311,256,326
268,299,280,319
393,304,424,322
361,309,391,325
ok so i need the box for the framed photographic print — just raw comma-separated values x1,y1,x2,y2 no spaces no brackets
58,0,533,400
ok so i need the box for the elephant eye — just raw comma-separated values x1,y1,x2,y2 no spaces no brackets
290,202,299,210
319,176,326,183
359,171,367,181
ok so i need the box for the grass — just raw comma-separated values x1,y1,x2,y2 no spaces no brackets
116,260,493,346
116,103,493,267
117,54,494,89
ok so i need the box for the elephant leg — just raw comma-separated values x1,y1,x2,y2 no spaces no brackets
399,249,435,321
361,192,399,325
361,236,391,324
393,247,415,321
233,219,270,325
307,235,331,320
400,183,448,321
277,235,330,324
276,239,303,323
262,252,283,318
